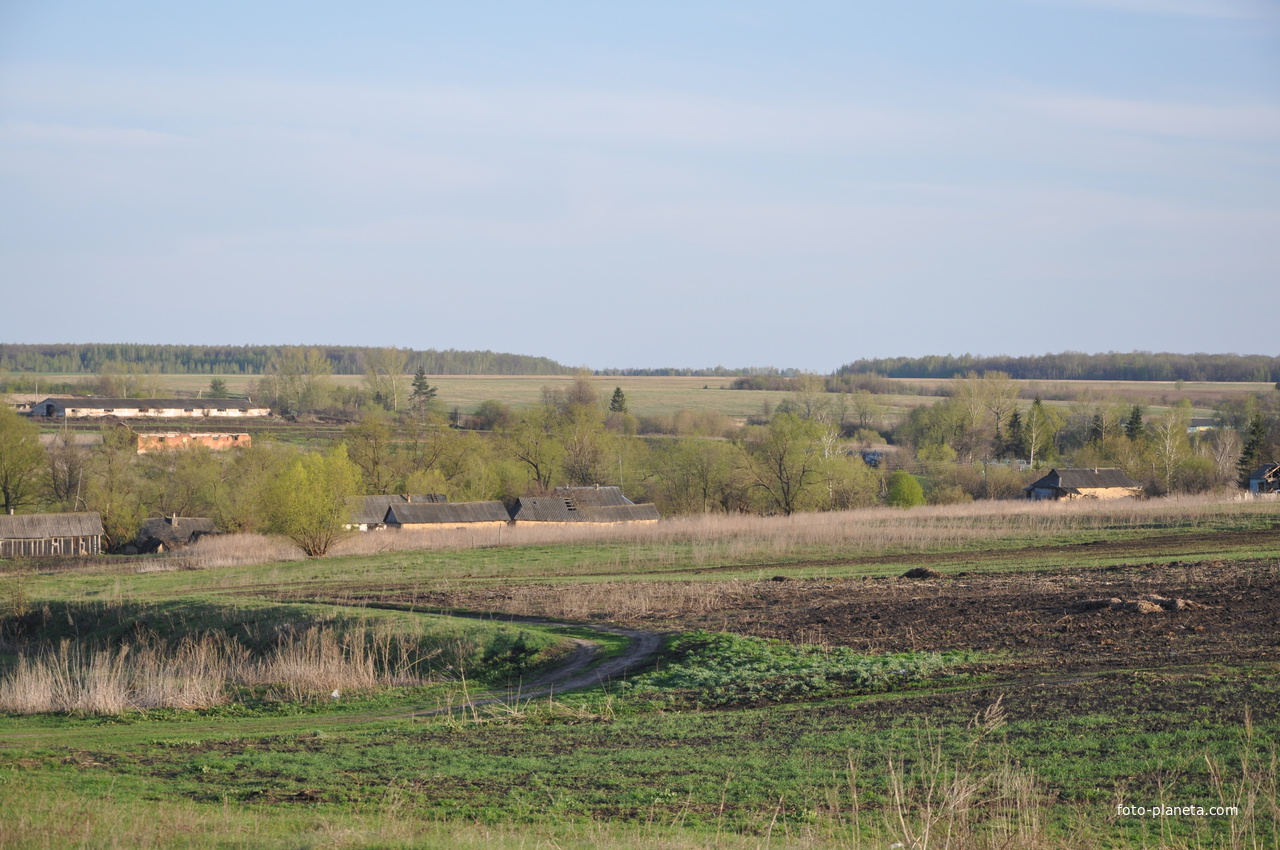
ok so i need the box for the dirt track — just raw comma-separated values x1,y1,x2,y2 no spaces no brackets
360,557,1280,677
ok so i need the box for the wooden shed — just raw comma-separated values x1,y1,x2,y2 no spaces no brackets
0,512,103,558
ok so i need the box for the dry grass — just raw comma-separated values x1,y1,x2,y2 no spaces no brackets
326,494,1277,564
162,533,306,570
0,623,441,714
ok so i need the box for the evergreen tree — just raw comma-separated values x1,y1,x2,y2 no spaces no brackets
1124,405,1145,441
410,367,437,414
1237,412,1269,487
1003,411,1023,459
207,377,229,398
609,387,628,414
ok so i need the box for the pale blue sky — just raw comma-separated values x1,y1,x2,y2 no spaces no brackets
2,1,1277,370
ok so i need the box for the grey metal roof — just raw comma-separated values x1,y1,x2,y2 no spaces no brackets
348,494,447,525
551,486,635,507
1026,468,1141,491
384,501,510,525
0,512,104,539
510,497,660,523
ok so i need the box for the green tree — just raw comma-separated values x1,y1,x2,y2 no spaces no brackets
207,377,230,398
743,413,826,515
1237,412,1270,487
1150,405,1192,494
345,413,397,494
1023,396,1063,467
1124,405,1145,442
608,387,628,414
362,347,410,411
140,445,221,518
502,407,563,491
559,406,613,486
472,400,515,431
263,445,361,556
257,347,333,415
83,426,144,551
0,406,45,514
410,366,438,417
885,470,926,507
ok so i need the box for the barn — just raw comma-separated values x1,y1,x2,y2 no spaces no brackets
32,398,270,419
347,494,447,531
0,513,104,558
1024,468,1143,501
383,501,511,532
509,486,660,525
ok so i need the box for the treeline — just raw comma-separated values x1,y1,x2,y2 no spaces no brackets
0,344,570,377
837,352,1280,383
596,367,801,378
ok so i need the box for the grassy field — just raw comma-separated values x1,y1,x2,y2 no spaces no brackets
2,496,1278,848
12,373,1269,424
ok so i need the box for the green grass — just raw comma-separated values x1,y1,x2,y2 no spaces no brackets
0,663,1274,847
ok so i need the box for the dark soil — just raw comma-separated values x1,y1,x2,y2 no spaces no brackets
355,558,1280,676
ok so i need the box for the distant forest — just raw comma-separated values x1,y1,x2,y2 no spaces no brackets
0,344,570,376
837,352,1280,383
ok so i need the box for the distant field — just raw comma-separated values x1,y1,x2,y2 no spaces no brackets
9,373,1269,423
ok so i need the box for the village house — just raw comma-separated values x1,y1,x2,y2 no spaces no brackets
1246,463,1280,495
1024,468,1143,501
509,486,661,525
346,494,447,531
135,432,251,453
0,512,103,558
32,398,271,419
134,516,219,553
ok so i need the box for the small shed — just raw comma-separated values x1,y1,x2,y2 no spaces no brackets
0,512,103,558
347,494,447,531
1246,463,1280,495
135,516,218,553
383,501,511,532
1024,468,1143,501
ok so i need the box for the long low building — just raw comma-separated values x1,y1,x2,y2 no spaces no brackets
0,512,103,558
32,398,271,419
509,486,661,525
384,501,512,531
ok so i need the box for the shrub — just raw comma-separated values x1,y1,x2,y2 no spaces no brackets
886,471,926,507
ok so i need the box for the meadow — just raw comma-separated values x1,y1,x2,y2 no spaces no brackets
1,495,1278,848
14,373,1269,425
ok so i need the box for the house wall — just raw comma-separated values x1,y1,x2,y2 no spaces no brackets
42,402,269,419
0,535,100,558
1071,487,1140,500
388,521,509,533
509,519,660,527
136,433,251,454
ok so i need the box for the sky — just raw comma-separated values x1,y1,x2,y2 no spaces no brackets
1,1,1278,372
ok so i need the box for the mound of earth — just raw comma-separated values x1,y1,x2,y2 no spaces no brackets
1068,594,1197,615
900,567,944,579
